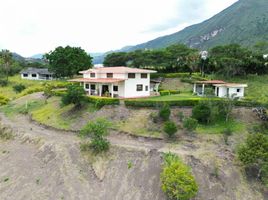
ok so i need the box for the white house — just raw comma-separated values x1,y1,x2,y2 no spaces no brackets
21,68,54,80
213,83,248,98
193,80,247,99
69,66,157,98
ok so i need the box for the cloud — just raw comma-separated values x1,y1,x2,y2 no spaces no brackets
0,0,238,56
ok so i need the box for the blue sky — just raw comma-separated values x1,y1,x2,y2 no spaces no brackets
0,0,237,57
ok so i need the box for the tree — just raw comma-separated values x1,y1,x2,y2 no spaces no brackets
161,152,198,200
159,104,171,121
192,102,211,124
45,46,92,78
0,50,13,82
164,121,177,138
103,52,129,66
183,117,198,133
62,84,86,108
80,118,111,153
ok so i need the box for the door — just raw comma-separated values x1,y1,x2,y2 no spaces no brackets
216,87,219,97
102,85,109,95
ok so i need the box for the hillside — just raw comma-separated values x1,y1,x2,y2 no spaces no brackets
122,0,268,52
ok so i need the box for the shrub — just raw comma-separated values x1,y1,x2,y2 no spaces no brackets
160,90,180,96
183,118,198,133
62,84,86,108
88,96,119,108
19,86,44,97
164,121,177,138
192,102,211,124
0,95,9,105
222,127,233,145
178,111,184,122
159,104,171,121
80,118,111,154
0,79,8,86
161,152,198,200
238,133,268,185
13,84,26,93
150,112,159,123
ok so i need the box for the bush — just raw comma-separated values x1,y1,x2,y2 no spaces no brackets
150,112,159,123
160,90,180,96
159,104,171,121
62,84,86,107
178,111,184,122
13,84,26,93
192,102,211,124
0,95,9,105
0,79,8,86
161,152,198,200
238,133,268,185
183,118,198,133
19,86,44,97
88,96,120,108
80,118,111,154
164,121,177,137
222,127,233,145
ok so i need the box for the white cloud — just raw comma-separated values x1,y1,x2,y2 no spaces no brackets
0,0,238,57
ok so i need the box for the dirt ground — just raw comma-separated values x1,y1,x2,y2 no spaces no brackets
0,108,266,200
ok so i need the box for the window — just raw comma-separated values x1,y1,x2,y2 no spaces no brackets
113,86,118,92
90,73,95,78
141,73,147,79
85,84,89,89
91,84,96,90
107,73,113,78
145,86,148,91
32,74,37,77
128,73,135,78
136,84,143,91
23,74,28,77
237,88,241,93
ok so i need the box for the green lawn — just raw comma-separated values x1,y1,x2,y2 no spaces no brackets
138,93,201,101
0,75,68,100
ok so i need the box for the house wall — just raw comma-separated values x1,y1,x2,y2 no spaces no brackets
83,73,127,79
21,73,40,80
124,73,150,98
216,86,245,98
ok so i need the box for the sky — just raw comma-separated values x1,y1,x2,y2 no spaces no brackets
0,0,238,57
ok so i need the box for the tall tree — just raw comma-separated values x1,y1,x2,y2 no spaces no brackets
45,46,92,78
0,50,13,82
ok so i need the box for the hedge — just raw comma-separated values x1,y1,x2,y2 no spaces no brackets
87,96,120,108
160,90,181,96
151,72,200,79
125,98,268,108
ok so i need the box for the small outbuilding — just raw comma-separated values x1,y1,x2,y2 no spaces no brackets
21,68,54,80
193,80,247,99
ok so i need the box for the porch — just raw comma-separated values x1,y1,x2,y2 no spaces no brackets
83,82,120,98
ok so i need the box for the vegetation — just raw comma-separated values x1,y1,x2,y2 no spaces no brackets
12,84,26,93
62,84,86,108
88,96,120,108
192,102,211,124
159,104,171,121
80,118,111,153
45,46,92,78
238,133,268,186
183,118,198,133
160,152,198,200
163,121,177,138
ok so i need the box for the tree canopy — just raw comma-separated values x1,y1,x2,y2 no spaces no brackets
45,46,92,78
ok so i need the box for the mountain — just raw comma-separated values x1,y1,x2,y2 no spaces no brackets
124,0,268,52
30,54,44,59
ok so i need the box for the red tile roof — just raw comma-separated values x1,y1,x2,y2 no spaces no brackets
196,80,226,84
213,83,248,87
80,66,157,74
68,78,126,83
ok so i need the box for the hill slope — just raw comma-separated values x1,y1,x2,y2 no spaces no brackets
126,0,268,51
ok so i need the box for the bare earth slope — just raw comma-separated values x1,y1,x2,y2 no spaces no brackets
0,108,266,200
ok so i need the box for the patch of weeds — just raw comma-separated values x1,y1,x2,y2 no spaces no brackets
36,178,40,185
211,161,220,179
127,161,133,169
3,177,9,182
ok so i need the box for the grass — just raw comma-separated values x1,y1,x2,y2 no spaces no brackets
0,75,68,100
137,93,200,101
0,96,97,130
197,119,246,134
